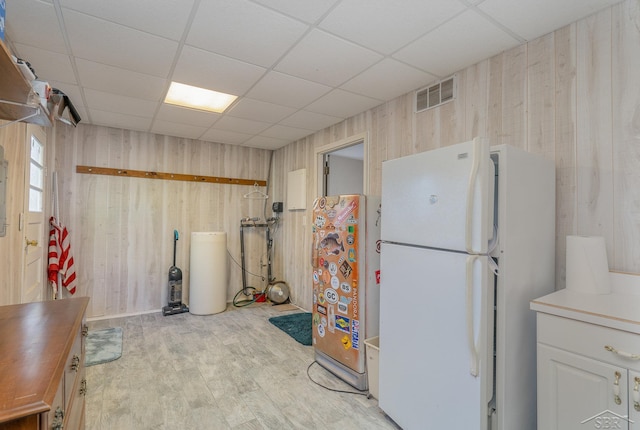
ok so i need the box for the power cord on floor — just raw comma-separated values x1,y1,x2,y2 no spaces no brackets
306,361,372,398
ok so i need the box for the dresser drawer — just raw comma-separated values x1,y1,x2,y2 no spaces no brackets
64,330,83,412
537,313,640,371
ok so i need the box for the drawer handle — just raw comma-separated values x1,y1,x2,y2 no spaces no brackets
614,371,622,405
52,406,64,430
634,377,640,412
71,354,80,371
80,378,87,396
604,345,640,360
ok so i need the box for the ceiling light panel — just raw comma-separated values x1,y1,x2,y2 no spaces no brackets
164,82,237,113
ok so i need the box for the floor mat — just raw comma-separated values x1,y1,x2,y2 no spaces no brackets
268,312,312,346
85,327,123,367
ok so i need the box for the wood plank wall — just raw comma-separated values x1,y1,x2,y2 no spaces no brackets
2,1,638,317
271,0,640,311
51,125,272,318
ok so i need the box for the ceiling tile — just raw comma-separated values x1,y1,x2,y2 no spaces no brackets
252,0,340,24
246,71,332,108
305,89,382,118
394,9,520,77
63,9,179,77
199,128,252,145
150,119,208,140
319,0,466,55
187,0,308,68
243,135,291,150
341,59,437,101
84,89,158,118
213,116,271,135
172,46,266,96
89,109,152,132
261,124,314,141
280,110,343,130
478,0,622,40
13,43,76,85
75,59,167,101
155,104,220,128
5,0,67,53
275,29,383,87
226,98,296,123
59,0,196,40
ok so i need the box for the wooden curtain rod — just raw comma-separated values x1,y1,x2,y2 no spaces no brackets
76,165,267,187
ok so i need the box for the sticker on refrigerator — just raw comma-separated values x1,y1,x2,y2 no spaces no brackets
340,282,351,294
319,233,344,255
314,215,326,228
339,260,352,278
324,288,338,304
348,248,356,262
327,209,336,219
337,301,348,314
346,234,354,245
317,324,325,338
316,304,327,315
341,335,352,350
335,315,350,333
336,199,356,225
328,262,338,275
330,276,339,289
352,319,360,350
313,271,319,284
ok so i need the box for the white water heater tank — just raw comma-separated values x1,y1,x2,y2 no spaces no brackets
189,232,227,315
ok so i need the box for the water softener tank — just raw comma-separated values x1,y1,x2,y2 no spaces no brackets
189,232,227,315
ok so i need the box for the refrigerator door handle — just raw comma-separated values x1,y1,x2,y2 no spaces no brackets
465,138,481,254
466,255,480,377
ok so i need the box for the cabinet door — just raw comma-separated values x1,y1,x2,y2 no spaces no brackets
538,344,629,430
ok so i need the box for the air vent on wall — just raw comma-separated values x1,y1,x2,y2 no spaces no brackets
415,75,456,112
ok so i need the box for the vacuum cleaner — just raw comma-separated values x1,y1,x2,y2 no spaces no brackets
162,229,189,316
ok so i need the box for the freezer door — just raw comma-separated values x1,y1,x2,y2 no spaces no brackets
381,138,494,253
378,243,494,430
311,195,366,372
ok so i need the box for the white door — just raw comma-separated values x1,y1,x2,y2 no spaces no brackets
537,344,629,430
22,124,46,303
378,242,493,430
380,137,494,253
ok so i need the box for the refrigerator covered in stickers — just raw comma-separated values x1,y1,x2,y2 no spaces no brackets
311,194,381,390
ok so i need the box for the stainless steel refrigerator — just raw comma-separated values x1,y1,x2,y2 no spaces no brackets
311,194,381,390
379,138,555,429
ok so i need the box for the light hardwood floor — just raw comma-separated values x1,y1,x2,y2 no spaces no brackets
86,303,400,429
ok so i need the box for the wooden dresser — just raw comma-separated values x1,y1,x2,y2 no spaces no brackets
0,297,89,430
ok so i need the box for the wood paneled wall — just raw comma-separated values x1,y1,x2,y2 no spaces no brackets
52,124,272,318
272,0,640,311
3,1,638,318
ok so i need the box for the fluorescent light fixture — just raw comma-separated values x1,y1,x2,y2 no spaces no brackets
164,82,237,113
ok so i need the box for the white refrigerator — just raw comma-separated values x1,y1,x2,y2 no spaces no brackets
378,138,555,430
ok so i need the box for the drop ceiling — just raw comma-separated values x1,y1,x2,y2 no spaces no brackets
5,0,621,150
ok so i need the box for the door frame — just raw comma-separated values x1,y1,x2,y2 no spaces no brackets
22,124,47,303
313,132,369,197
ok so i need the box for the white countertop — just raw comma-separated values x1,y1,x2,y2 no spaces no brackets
530,272,640,334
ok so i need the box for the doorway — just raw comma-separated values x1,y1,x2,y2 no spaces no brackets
315,132,369,198
22,124,46,303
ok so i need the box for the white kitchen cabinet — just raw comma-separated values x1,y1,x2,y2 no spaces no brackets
531,287,640,430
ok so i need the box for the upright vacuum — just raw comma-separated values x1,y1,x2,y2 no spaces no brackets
162,230,189,316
